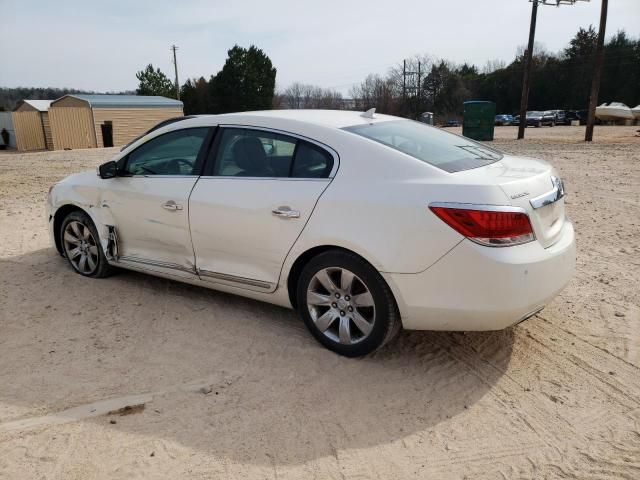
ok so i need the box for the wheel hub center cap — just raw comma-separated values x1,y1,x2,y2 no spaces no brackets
337,298,349,310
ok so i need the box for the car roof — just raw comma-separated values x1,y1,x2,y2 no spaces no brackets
117,109,403,156
188,109,400,130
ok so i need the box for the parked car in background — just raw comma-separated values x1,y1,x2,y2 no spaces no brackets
564,110,581,125
577,110,591,125
526,111,556,127
443,119,461,127
512,115,520,126
549,110,568,125
495,114,514,126
47,110,575,357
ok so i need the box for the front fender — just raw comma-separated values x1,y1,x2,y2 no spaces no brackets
49,171,116,252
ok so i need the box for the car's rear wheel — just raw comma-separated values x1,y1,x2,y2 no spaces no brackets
60,211,113,278
297,250,400,357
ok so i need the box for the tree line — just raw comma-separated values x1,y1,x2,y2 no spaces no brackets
348,27,639,120
138,27,638,121
136,45,277,115
2,27,637,120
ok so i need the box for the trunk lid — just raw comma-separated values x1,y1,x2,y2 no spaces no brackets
454,155,567,248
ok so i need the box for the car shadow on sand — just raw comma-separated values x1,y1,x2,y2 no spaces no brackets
1,248,517,466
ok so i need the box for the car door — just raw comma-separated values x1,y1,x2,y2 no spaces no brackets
189,126,337,292
101,127,212,279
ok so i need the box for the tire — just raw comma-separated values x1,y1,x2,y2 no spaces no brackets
297,250,401,357
60,210,114,278
550,122,555,127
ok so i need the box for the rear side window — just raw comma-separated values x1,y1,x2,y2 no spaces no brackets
292,142,333,178
211,128,334,178
213,128,296,177
343,120,502,173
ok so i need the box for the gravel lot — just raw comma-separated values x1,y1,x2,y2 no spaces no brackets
1,125,639,479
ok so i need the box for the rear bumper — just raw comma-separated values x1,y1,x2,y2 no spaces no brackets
383,221,576,331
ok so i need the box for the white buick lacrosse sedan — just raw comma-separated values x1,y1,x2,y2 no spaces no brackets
47,110,575,356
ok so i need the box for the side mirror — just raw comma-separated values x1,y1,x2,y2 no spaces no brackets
98,161,117,179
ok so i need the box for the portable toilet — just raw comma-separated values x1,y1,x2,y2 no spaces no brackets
463,101,495,141
419,112,434,125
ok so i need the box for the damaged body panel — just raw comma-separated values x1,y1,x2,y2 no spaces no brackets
98,176,199,279
48,171,198,278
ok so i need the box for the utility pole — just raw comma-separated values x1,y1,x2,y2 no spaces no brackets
402,60,407,114
517,1,589,140
171,44,180,100
403,59,421,119
417,61,422,120
517,1,538,140
585,0,608,142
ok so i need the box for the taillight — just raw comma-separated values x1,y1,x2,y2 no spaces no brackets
429,203,535,247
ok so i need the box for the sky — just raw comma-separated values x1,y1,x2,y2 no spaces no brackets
1,0,638,95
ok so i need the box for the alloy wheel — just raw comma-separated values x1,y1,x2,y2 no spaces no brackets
306,267,376,345
63,220,100,275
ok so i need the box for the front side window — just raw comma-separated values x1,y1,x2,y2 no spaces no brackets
123,128,209,176
343,120,502,173
212,128,334,179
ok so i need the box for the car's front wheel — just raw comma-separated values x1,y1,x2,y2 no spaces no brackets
60,210,113,278
297,250,400,357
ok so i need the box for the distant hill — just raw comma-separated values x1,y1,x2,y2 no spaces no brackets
0,87,135,111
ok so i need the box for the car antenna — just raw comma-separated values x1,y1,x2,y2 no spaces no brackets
361,108,376,119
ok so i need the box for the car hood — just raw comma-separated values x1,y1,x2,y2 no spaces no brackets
57,170,103,187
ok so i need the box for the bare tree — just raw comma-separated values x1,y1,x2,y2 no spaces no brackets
350,74,397,113
482,59,507,74
280,82,343,109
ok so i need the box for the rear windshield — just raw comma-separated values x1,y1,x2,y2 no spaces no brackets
343,120,503,173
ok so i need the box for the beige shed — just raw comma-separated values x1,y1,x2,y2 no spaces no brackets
48,95,184,150
12,100,53,151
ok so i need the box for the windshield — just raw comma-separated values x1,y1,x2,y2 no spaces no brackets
342,120,503,173
527,111,542,116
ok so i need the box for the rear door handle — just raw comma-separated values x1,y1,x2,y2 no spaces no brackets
272,206,300,219
162,200,183,211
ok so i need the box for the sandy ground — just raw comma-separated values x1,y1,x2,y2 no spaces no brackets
0,125,639,479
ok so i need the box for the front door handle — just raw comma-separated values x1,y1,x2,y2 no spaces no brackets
162,200,183,211
272,206,300,219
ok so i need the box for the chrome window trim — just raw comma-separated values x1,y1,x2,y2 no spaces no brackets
198,269,273,290
216,124,340,179
529,176,565,210
428,202,528,214
197,176,330,182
